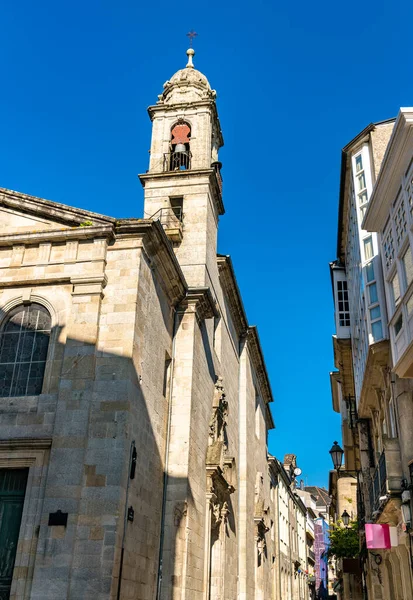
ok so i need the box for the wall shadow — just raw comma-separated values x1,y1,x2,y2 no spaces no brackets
0,303,195,600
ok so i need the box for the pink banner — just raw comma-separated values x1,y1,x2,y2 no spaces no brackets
365,524,391,549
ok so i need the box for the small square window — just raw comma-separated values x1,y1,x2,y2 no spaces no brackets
358,190,368,206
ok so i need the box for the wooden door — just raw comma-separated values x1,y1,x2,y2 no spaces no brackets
0,469,28,600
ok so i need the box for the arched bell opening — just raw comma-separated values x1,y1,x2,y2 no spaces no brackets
169,121,191,171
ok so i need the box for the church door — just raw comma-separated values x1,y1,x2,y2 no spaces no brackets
0,469,28,600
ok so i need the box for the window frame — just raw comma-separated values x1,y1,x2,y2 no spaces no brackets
0,302,53,398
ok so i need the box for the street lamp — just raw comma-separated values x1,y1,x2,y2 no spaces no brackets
329,441,344,471
341,509,350,527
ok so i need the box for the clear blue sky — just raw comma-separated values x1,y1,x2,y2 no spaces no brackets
1,0,411,487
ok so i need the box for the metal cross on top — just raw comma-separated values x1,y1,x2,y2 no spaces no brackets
186,30,198,47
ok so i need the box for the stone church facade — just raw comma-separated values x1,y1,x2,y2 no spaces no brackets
0,50,280,600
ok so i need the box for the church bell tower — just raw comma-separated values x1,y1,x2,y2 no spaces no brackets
139,48,224,288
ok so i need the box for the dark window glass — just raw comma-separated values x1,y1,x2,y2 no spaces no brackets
394,314,403,337
0,304,51,397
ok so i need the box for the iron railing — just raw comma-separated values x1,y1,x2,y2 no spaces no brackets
357,473,365,529
150,207,183,229
369,451,387,514
212,161,223,195
163,151,192,172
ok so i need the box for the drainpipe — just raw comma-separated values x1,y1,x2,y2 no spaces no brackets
156,307,179,600
117,440,135,600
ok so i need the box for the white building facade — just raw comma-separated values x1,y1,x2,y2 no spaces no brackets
330,112,413,600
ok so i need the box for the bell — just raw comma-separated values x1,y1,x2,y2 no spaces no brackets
175,143,186,153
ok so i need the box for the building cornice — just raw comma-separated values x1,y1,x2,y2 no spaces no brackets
364,109,413,232
178,286,218,321
217,255,248,337
0,187,115,227
139,169,225,216
132,220,187,307
247,326,274,411
0,437,52,449
0,225,114,247
0,208,188,307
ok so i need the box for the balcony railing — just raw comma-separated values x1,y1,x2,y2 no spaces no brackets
150,207,183,242
369,452,387,513
163,151,192,172
368,440,402,516
212,161,223,195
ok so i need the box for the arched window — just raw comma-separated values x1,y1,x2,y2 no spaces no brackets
169,122,191,171
0,303,51,397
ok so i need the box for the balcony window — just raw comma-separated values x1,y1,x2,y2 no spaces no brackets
390,273,401,312
371,320,383,341
383,227,395,270
369,283,378,304
363,236,374,261
370,305,381,320
395,199,407,247
337,280,350,327
407,294,413,315
394,314,403,337
366,262,375,283
401,246,413,290
355,154,363,173
406,174,413,219
357,172,366,191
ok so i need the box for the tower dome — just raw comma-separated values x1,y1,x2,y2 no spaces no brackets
158,49,217,105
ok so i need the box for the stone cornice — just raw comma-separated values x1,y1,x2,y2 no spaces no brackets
364,109,413,232
132,220,187,307
0,437,52,449
139,169,224,216
178,287,218,321
0,276,72,288
247,326,274,411
0,187,115,227
0,225,114,247
217,255,248,337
